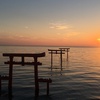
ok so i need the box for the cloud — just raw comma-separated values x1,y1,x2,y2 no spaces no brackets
0,34,31,40
54,31,80,39
25,26,29,29
14,35,31,40
49,22,71,30
63,32,80,39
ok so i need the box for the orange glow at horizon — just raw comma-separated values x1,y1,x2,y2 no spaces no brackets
97,38,100,41
1,35,100,47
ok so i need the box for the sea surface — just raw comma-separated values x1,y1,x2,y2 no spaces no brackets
0,46,100,100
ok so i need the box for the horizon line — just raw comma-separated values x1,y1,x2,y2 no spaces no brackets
0,44,99,48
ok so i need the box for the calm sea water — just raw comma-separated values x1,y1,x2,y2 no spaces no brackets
0,46,100,100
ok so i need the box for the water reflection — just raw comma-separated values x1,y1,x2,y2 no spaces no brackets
1,47,100,99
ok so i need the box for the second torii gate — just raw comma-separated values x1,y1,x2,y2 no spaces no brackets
48,49,65,70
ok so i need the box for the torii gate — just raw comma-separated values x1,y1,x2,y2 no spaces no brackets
0,52,52,97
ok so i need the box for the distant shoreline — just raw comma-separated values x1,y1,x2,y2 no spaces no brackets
0,45,99,48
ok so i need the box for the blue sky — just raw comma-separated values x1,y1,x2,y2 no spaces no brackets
0,0,100,46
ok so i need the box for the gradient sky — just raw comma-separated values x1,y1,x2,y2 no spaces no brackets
0,0,100,46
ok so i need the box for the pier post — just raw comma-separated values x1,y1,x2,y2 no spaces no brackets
60,50,63,70
34,57,39,97
51,51,53,70
0,75,1,95
8,56,13,96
